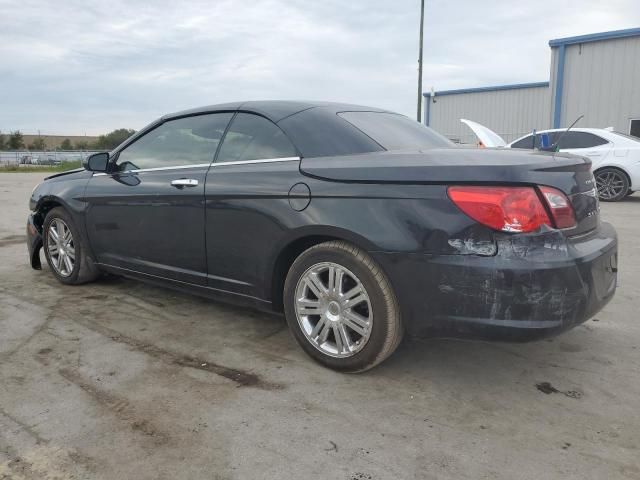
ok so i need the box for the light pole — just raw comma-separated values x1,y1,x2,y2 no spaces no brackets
416,0,425,122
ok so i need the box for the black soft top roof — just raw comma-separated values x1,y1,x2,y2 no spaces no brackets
163,100,389,123
142,101,395,158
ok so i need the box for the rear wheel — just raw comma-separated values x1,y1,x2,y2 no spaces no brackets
595,168,630,202
43,207,100,285
284,241,403,372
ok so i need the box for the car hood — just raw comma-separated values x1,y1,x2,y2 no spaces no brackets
460,119,508,148
44,168,89,181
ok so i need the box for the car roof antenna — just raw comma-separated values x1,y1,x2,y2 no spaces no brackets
548,115,584,152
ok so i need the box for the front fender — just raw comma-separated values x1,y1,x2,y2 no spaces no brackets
29,172,96,265
27,213,43,269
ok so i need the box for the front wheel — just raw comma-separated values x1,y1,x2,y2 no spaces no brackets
43,207,100,285
595,168,630,202
284,241,403,372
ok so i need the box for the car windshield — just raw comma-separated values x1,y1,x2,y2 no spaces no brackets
338,111,453,150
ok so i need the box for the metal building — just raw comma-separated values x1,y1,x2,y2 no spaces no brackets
424,27,640,144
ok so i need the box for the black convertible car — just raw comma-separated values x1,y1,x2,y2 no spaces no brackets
26,101,618,372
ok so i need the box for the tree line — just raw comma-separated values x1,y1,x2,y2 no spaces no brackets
0,129,136,151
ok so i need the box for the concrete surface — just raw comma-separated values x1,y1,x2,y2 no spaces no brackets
0,172,639,480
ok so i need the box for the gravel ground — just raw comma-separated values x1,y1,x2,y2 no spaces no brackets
1,172,639,480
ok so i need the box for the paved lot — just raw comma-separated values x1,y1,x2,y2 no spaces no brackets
1,172,639,480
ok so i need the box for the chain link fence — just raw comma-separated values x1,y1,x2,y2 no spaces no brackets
0,150,102,167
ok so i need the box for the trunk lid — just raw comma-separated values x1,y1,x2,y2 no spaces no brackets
300,148,599,235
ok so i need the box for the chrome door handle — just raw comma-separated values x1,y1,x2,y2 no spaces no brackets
171,178,199,188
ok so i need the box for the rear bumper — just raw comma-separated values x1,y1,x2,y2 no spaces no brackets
26,213,43,270
373,222,618,341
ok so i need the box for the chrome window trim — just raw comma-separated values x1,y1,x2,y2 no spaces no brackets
212,156,300,167
92,157,300,176
92,163,210,176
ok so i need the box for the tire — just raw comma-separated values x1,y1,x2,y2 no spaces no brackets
283,240,403,372
595,168,630,202
43,207,100,285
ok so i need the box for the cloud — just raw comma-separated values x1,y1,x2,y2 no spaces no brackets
0,0,638,134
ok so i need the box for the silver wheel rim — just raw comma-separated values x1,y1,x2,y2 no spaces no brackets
596,171,626,200
294,262,373,358
46,218,76,277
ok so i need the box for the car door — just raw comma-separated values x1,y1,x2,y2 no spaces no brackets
85,112,233,285
557,131,612,168
204,112,301,299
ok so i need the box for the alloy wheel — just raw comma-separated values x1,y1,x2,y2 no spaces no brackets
596,170,626,200
47,218,76,277
294,262,373,358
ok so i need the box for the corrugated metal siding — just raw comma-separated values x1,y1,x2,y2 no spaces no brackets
559,36,640,131
427,86,550,144
429,32,640,142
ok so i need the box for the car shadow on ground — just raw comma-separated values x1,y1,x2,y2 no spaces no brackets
30,261,619,398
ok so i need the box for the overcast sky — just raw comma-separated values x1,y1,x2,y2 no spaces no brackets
1,0,639,135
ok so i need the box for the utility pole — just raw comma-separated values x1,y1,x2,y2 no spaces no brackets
416,0,425,122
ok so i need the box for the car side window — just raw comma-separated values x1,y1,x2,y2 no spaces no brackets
511,135,535,149
557,132,609,149
115,113,233,172
216,113,297,162
512,132,560,149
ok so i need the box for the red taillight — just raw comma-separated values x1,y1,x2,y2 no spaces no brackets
539,186,576,229
448,186,576,233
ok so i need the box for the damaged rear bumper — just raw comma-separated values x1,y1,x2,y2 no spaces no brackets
374,222,618,341
27,213,43,269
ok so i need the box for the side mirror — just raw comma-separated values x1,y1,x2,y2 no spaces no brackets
83,152,109,172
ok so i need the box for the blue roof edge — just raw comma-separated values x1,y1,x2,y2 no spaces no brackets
423,82,549,97
549,27,640,47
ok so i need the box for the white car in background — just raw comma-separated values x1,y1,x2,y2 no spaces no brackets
462,119,640,202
